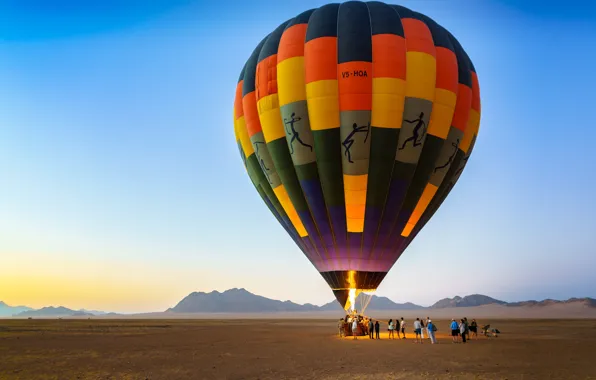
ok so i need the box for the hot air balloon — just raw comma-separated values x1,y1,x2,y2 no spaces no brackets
233,1,481,314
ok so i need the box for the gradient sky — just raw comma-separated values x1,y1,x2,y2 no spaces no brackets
1,0,595,313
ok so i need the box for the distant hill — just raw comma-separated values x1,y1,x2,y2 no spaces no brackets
0,301,33,317
166,288,321,313
16,306,77,317
430,295,596,309
80,309,108,315
14,306,108,318
431,294,507,308
507,297,596,308
70,311,94,317
319,295,423,311
167,288,424,313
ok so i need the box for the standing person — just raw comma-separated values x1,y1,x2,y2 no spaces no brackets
420,318,426,339
450,319,459,343
413,318,422,343
388,319,395,339
460,319,467,343
368,319,374,339
470,319,478,339
395,318,401,339
375,320,380,339
427,319,437,344
463,318,470,341
352,318,359,340
400,317,406,339
338,318,345,337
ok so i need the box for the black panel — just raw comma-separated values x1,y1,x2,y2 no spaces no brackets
305,3,340,41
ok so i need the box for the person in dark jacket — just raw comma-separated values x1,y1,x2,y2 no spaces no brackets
374,320,380,339
470,319,478,339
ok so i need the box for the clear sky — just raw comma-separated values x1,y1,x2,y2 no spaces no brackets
1,0,595,313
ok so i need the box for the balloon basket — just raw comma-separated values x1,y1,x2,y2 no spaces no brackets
342,314,371,337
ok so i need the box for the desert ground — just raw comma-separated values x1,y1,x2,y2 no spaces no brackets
1,318,596,380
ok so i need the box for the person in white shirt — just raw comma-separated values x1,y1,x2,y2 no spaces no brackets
400,318,406,339
388,319,395,339
413,318,423,343
352,318,359,340
459,319,467,343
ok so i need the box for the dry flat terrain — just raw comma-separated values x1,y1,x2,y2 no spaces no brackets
1,318,595,380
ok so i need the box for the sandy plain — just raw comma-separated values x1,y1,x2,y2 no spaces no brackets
1,316,596,380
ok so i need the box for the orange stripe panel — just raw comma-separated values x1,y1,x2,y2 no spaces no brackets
338,61,373,111
372,34,406,79
435,47,458,93
451,84,472,132
234,81,244,118
471,71,481,112
402,18,435,57
242,91,262,137
255,54,278,102
278,24,307,63
305,37,338,83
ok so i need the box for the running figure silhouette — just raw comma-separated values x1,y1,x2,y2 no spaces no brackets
398,112,427,150
253,141,271,183
454,153,470,177
434,138,460,173
284,112,312,154
342,122,370,163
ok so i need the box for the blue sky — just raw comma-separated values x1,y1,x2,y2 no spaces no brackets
1,0,595,313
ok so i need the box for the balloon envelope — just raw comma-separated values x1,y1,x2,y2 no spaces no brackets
233,1,481,309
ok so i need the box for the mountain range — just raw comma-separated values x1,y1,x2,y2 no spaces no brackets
0,301,33,317
164,288,595,314
3,290,595,317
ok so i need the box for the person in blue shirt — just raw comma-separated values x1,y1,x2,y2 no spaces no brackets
427,319,437,344
450,319,460,343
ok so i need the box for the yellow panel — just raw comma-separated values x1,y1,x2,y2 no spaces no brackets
343,174,368,190
257,92,279,114
461,109,480,153
346,203,365,219
371,77,407,129
405,52,436,101
306,80,340,131
233,111,248,173
344,174,368,205
401,223,415,237
235,115,254,157
345,188,367,205
233,108,239,141
278,57,306,106
257,94,285,142
347,218,364,232
427,88,457,139
273,185,308,237
401,183,438,237
344,174,367,233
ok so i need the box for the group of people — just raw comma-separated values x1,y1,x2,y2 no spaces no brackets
449,317,478,343
338,314,379,340
338,315,479,345
387,317,438,344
